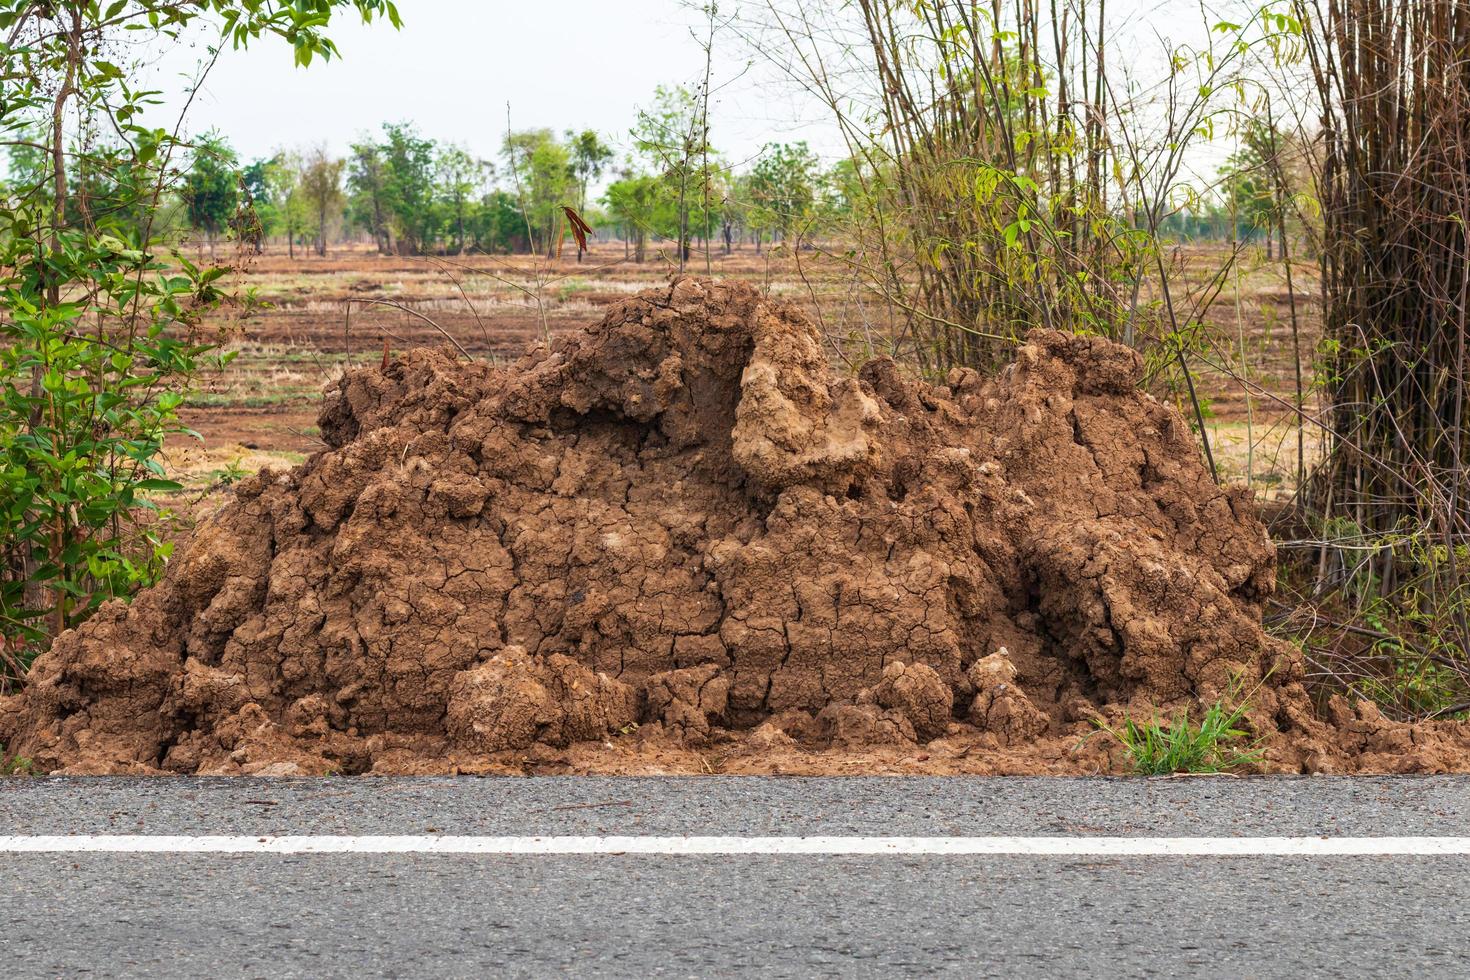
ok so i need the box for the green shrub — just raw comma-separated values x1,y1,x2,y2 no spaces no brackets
0,0,399,677
0,245,225,650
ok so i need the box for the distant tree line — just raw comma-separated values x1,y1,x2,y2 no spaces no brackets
7,104,1302,267
157,86,858,259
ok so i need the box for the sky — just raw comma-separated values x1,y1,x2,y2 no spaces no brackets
154,0,842,172
136,0,1271,193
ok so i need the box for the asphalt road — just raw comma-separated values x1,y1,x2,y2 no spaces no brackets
2,776,1469,977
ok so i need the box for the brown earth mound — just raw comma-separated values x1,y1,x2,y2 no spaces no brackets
4,278,1468,775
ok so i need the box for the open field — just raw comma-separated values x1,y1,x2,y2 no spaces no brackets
170,242,1324,504
169,247,840,484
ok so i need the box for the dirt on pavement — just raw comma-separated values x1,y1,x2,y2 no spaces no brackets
3,277,1468,775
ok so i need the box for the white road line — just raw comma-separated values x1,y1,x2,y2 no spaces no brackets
0,835,1468,855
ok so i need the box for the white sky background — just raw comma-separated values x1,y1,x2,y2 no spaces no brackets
142,0,1290,192
154,0,843,172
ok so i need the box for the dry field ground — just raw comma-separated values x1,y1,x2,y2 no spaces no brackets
168,242,1323,511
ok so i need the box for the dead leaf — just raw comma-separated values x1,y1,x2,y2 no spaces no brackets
562,206,594,256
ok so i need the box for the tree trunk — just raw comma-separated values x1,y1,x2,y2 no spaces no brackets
374,188,391,255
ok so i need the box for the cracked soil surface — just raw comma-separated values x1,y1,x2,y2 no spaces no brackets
3,278,1469,774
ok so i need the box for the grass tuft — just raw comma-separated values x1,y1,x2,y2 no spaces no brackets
1093,680,1264,775
1,749,35,776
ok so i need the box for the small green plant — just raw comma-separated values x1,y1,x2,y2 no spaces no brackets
1344,594,1470,718
1091,681,1264,775
1348,657,1466,719
211,458,250,488
554,276,589,303
1,749,35,777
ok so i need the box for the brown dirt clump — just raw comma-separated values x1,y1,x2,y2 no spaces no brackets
3,277,1468,775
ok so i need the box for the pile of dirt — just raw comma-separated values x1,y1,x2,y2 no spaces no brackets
4,278,1468,775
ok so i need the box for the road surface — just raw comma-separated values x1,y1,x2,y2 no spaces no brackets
1,776,1467,977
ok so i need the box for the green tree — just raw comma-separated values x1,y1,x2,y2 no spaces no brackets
299,146,345,257
566,129,613,213
602,170,665,262
1220,122,1289,258
470,189,531,253
346,123,441,254
437,145,485,255
0,0,399,662
239,156,284,250
503,128,573,257
183,131,240,256
271,151,312,258
749,141,820,244
633,85,714,267
242,152,313,251
6,133,165,242
819,158,863,224
347,140,395,254
566,130,613,262
713,170,742,255
380,123,437,254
